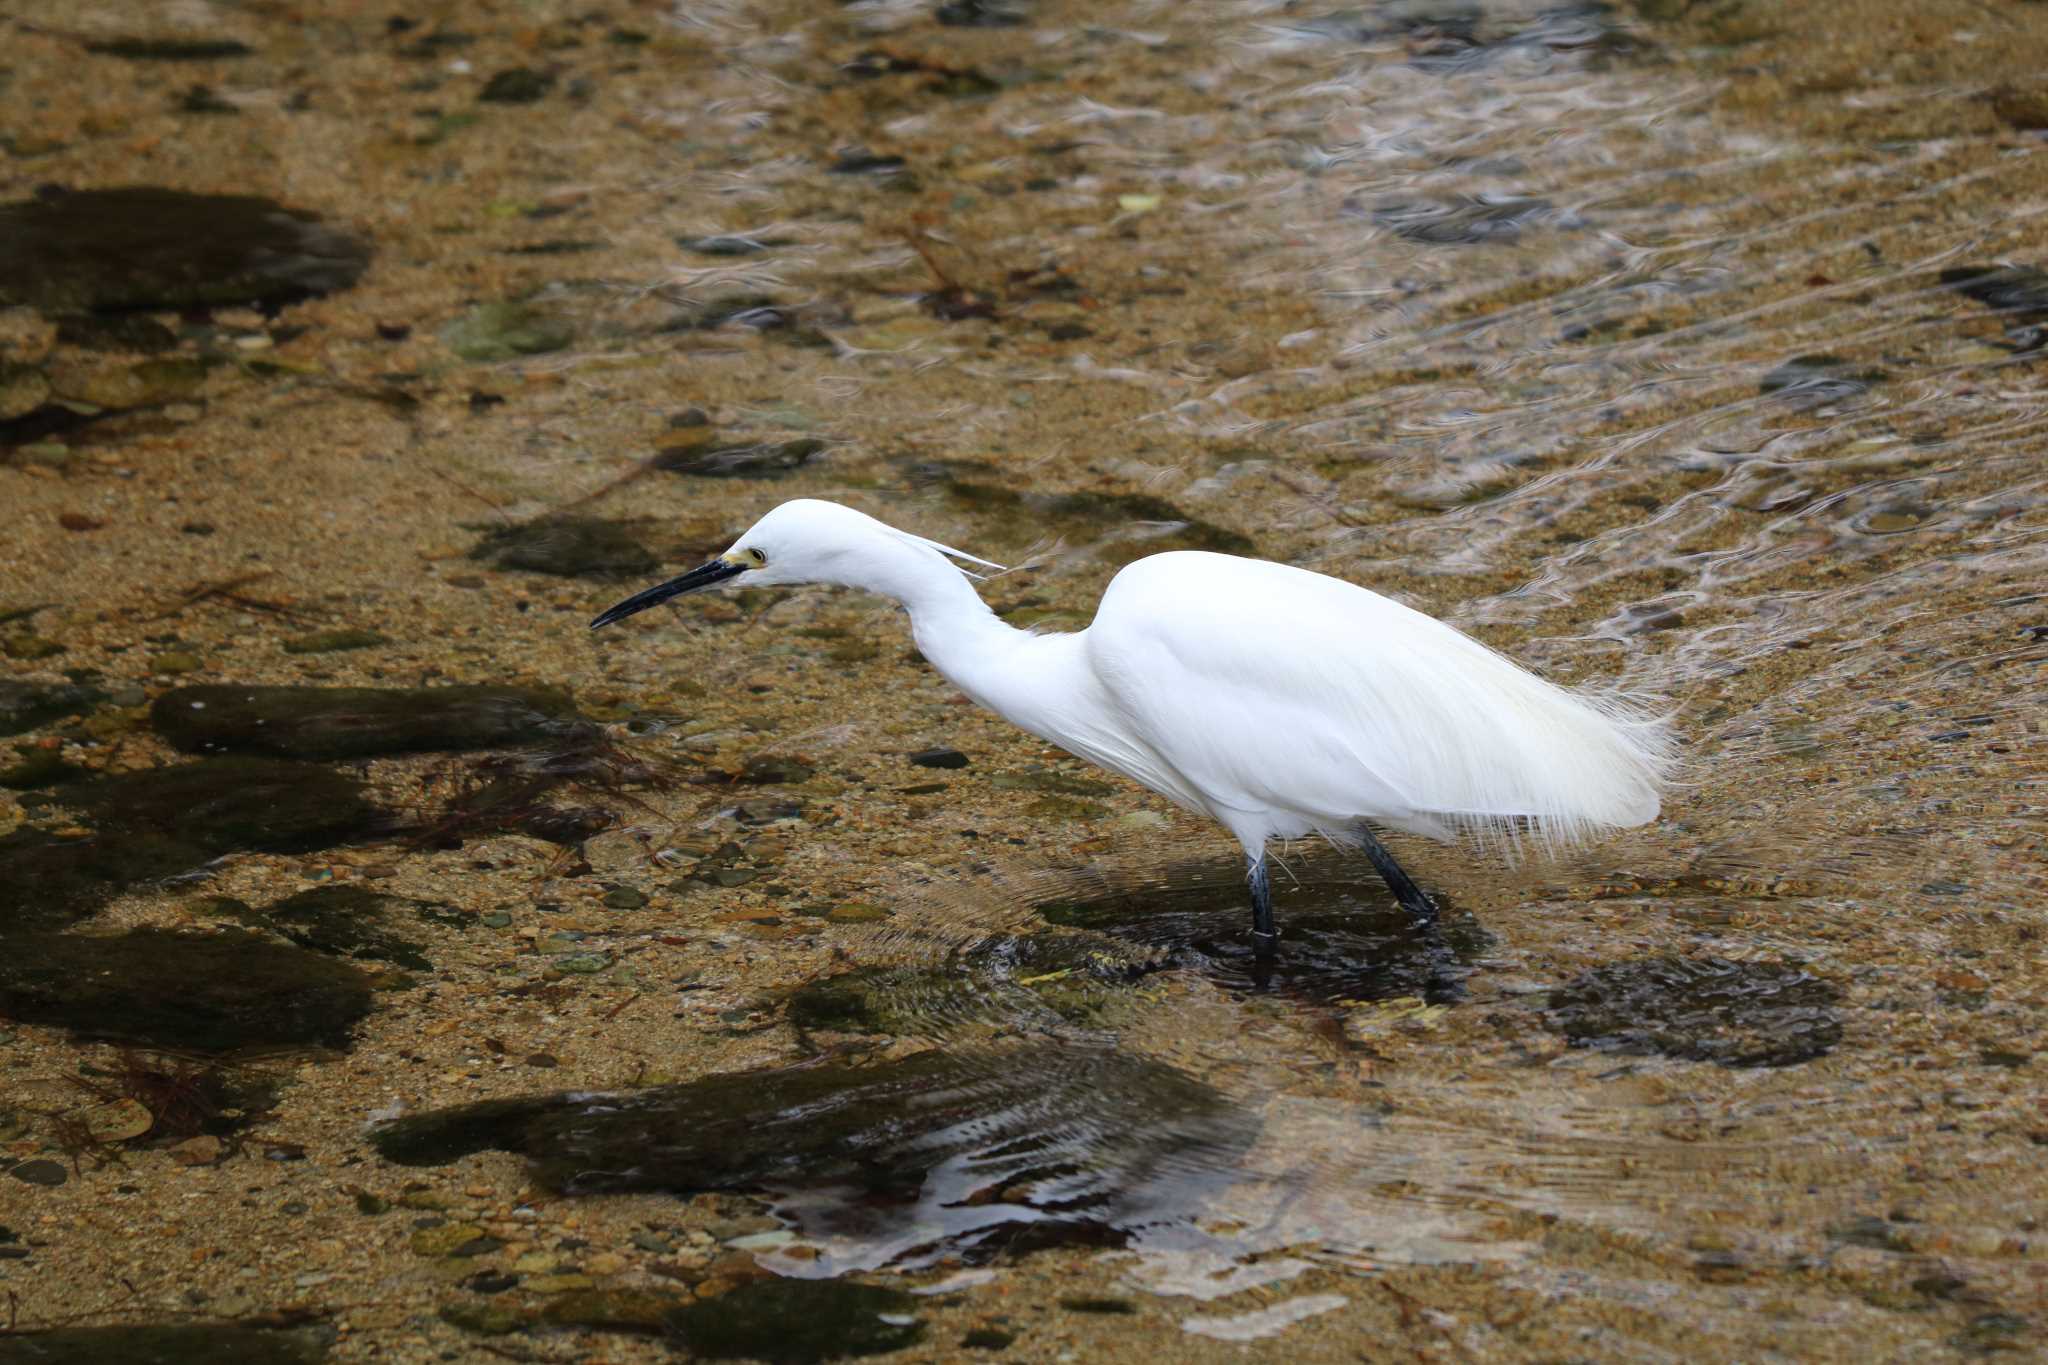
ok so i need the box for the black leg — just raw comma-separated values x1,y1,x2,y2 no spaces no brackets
1356,826,1463,1002
1247,853,1279,960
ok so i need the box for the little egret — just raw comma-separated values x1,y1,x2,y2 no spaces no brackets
592,499,1672,960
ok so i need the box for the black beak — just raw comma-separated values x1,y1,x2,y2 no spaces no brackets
589,560,745,629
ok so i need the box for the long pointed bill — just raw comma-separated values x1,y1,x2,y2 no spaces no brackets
589,559,745,629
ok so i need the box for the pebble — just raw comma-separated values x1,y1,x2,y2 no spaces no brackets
8,1159,67,1187
908,746,969,769
169,1135,222,1166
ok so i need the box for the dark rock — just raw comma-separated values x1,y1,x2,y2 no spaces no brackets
1059,1297,1135,1314
828,150,909,176
479,68,554,103
0,188,370,314
1366,194,1566,245
737,756,813,785
0,928,375,1051
1033,860,1488,1006
371,1042,1255,1264
0,680,103,735
151,684,580,760
0,745,76,789
601,887,647,910
676,235,788,257
653,438,824,479
470,518,659,579
940,481,1251,566
908,747,969,769
85,38,256,60
666,1279,923,1362
8,1159,67,1186
1758,354,1884,405
936,0,1028,27
0,757,384,931
0,1325,328,1364
1545,955,1842,1067
251,886,433,971
962,1328,1015,1350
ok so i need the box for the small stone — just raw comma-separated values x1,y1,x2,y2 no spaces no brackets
411,1223,502,1257
3,635,63,661
480,68,554,103
908,747,968,769
524,1053,559,1068
282,628,388,655
8,1159,67,1186
586,1251,628,1275
826,903,891,923
154,651,203,674
169,1135,223,1166
84,1098,154,1142
443,300,573,362
441,1301,522,1336
553,953,610,974
602,886,648,910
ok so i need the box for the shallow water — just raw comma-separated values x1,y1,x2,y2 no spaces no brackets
3,0,2047,1359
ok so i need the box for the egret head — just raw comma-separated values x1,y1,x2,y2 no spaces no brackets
589,498,1000,629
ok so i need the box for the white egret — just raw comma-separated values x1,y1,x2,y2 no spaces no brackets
592,499,1673,961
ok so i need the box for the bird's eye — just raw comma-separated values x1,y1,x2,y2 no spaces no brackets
744,547,767,567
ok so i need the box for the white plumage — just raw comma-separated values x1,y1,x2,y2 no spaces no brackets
592,498,1674,954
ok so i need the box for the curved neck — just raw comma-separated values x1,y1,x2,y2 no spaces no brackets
850,539,1036,711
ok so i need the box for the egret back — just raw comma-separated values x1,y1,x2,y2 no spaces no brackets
1082,552,1674,855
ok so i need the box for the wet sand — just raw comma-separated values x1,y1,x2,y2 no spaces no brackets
4,0,2048,1360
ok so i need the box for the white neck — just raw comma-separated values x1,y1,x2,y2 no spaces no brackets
844,538,1063,728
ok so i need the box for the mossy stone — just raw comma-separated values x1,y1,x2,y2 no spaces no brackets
442,300,572,361
652,438,823,478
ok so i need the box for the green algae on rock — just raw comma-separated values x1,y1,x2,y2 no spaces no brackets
0,1325,327,1364
666,1279,924,1362
441,300,573,361
151,684,580,760
1544,955,1843,1067
470,517,660,579
0,188,369,314
0,928,376,1051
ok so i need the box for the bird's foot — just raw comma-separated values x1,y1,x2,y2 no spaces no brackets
1250,929,1281,962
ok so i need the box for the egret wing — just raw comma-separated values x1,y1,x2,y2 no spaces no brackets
1084,552,1670,849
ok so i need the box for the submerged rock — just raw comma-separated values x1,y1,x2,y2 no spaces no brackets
1035,865,1488,1005
374,1042,1256,1265
0,928,375,1051
1366,194,1567,245
942,482,1251,566
1758,354,1885,406
0,1326,325,1364
83,37,257,60
244,886,435,971
653,438,824,479
0,757,384,930
0,679,103,735
470,518,659,579
152,684,580,760
442,300,573,362
1938,263,2048,351
667,1279,924,1362
0,187,369,314
1544,955,1842,1067
281,628,388,655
